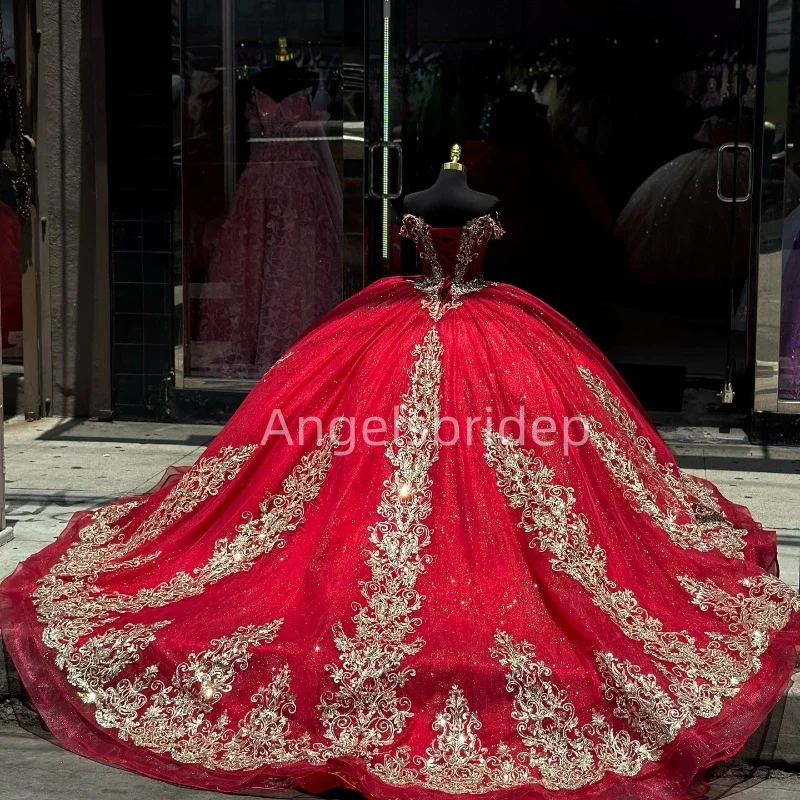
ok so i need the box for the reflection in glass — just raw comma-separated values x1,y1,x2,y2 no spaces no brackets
0,0,22,363
782,236,800,400
386,3,758,407
179,1,343,380
780,0,800,401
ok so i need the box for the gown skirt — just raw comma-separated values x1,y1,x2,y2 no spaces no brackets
1,215,799,800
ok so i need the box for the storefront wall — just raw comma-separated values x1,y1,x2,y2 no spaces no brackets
18,0,800,428
11,0,111,420
158,0,766,422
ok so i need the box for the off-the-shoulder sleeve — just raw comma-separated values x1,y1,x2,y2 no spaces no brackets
490,214,505,239
400,213,428,242
399,214,414,239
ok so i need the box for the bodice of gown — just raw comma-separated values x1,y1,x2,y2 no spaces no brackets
246,87,329,139
247,88,330,164
400,213,504,284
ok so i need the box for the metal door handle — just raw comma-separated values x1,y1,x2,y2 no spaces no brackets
368,141,403,199
717,142,753,203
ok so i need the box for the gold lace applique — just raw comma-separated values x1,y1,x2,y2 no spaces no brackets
595,574,800,751
372,631,654,793
34,445,257,614
401,214,443,282
317,328,443,758
595,652,686,748
36,435,339,671
578,366,746,558
492,631,654,788
86,620,307,768
110,444,259,564
66,621,173,697
483,429,799,723
36,500,147,602
679,573,800,661
372,685,512,794
401,214,502,321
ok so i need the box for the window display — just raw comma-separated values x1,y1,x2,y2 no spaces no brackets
177,1,345,382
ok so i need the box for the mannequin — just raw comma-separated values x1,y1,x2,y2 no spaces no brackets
403,144,499,226
251,37,316,102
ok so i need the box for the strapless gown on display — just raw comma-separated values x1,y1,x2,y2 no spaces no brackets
2,214,799,800
197,86,342,378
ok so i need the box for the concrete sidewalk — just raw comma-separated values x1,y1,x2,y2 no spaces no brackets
1,416,218,579
1,416,800,799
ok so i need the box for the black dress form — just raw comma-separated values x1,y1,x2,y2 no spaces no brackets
403,169,499,227
251,61,316,103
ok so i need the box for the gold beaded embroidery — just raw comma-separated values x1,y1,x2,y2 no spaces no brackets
400,214,503,321
34,445,257,613
483,429,799,720
102,445,259,568
371,685,517,793
578,366,746,558
317,328,443,758
595,573,800,753
65,620,173,697
492,631,654,788
679,573,800,661
371,631,655,793
595,652,686,748
400,214,443,283
86,620,307,768
36,435,339,671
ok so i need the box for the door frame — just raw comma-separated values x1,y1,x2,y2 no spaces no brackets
13,0,50,420
171,0,367,395
751,0,800,414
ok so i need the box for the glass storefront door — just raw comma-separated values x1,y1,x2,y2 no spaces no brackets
777,0,800,408
367,1,760,413
173,0,363,388
753,0,800,415
170,1,772,416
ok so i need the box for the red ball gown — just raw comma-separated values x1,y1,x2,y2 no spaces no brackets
2,214,799,800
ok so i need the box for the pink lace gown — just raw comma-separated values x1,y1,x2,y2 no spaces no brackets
197,87,342,378
1,215,799,800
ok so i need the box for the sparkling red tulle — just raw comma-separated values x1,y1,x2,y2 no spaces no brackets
2,225,799,800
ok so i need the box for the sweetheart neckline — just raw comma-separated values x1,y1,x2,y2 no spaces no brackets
400,212,495,232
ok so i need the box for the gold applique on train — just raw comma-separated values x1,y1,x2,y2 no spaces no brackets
317,327,444,758
483,429,799,740
577,366,747,558
371,631,655,793
83,620,308,767
35,434,339,680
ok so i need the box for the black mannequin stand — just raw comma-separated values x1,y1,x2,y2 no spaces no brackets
251,38,316,102
404,149,498,227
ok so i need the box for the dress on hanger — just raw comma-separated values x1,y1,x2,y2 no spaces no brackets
197,86,342,378
2,214,799,800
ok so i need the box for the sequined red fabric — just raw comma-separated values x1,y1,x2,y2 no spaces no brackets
1,215,799,800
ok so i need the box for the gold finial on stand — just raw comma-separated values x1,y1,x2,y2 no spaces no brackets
275,36,294,62
442,143,465,171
